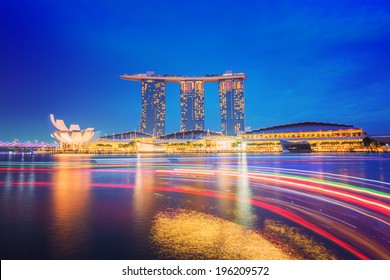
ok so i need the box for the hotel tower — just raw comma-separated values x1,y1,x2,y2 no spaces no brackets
140,79,166,136
219,78,245,136
180,80,205,131
121,71,246,136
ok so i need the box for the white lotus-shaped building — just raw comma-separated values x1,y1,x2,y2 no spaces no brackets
49,114,101,146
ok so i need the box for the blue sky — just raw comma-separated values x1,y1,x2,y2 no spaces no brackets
1,0,389,141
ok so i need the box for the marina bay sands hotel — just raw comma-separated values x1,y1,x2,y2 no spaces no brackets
120,71,246,136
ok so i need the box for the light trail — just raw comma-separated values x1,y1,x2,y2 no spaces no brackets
0,179,372,259
156,169,390,214
248,166,390,186
2,157,389,259
173,167,390,199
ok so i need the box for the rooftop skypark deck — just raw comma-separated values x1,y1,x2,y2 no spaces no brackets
120,71,246,82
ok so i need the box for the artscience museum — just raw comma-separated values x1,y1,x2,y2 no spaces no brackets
49,114,100,148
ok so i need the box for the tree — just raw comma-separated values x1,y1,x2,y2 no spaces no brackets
363,137,381,149
363,137,372,147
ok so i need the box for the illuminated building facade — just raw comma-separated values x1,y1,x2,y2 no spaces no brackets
219,78,245,136
242,122,364,153
121,71,246,136
140,80,166,136
48,114,100,149
92,123,369,153
180,81,205,131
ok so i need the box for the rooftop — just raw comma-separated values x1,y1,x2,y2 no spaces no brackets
157,129,223,140
120,71,246,83
245,122,360,134
100,131,153,139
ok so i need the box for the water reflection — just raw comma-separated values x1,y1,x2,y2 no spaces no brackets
134,154,156,214
0,153,389,260
236,154,254,227
133,155,156,210
130,154,158,257
151,209,292,260
50,155,92,258
215,156,235,218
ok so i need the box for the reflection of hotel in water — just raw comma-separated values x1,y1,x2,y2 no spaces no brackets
121,71,246,136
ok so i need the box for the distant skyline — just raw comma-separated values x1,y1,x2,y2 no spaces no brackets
1,0,390,142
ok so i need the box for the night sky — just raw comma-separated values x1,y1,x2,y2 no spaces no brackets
1,0,390,142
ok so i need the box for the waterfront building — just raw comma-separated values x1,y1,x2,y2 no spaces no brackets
70,121,373,154
93,129,236,153
157,129,222,140
180,81,205,131
48,114,100,149
219,77,245,136
140,79,166,136
100,131,152,140
90,131,154,153
121,71,246,136
241,122,364,153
